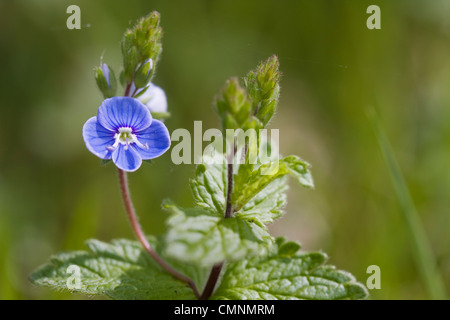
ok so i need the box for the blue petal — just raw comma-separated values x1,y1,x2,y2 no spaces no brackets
101,64,111,88
112,145,143,172
133,119,171,160
82,116,114,160
97,97,152,132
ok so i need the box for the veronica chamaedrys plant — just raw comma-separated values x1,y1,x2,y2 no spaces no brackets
82,97,170,172
30,11,369,301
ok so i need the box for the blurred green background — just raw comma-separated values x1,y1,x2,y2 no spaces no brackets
0,0,449,299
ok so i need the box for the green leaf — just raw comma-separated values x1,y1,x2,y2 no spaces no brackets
277,238,301,257
150,111,171,121
29,238,207,300
212,238,368,300
234,176,288,225
232,155,314,212
189,149,289,225
190,160,227,214
162,201,273,266
231,136,279,192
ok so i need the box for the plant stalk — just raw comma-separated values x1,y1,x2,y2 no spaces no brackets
224,163,234,219
199,262,224,300
120,82,200,298
117,169,200,299
200,141,235,299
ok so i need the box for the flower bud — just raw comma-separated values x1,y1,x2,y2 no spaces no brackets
123,46,139,83
94,63,117,98
245,55,280,127
133,58,153,89
120,12,163,85
214,78,253,131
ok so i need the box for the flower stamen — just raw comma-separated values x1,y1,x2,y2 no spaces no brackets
106,127,148,151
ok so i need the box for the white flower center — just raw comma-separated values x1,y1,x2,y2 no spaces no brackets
106,127,148,151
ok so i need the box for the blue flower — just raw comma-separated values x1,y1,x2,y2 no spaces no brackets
83,97,171,172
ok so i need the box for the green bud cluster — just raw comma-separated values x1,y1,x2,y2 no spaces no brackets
244,55,280,127
215,55,281,132
121,11,163,86
215,77,254,131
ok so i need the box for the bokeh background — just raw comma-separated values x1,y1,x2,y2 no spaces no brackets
0,0,449,300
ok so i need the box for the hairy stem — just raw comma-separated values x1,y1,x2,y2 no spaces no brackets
200,145,235,299
199,262,223,300
117,169,200,298
224,163,234,218
124,83,132,97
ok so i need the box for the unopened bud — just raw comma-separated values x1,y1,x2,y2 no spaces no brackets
133,58,153,89
94,63,117,98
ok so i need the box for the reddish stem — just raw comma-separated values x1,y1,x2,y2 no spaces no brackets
200,145,235,299
124,83,132,97
117,169,200,299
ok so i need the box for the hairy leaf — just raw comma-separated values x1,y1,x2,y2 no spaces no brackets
212,238,368,300
234,176,288,225
29,238,207,300
190,160,227,214
232,155,314,212
190,146,289,225
162,201,273,266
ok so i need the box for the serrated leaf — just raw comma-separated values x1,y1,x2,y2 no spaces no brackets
30,238,208,300
234,176,288,225
212,238,368,300
189,153,289,225
232,155,314,212
278,240,301,257
190,159,227,214
162,202,273,266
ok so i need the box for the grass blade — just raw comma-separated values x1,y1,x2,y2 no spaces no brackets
367,107,447,300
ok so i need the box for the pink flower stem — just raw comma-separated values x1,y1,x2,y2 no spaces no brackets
117,161,200,299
